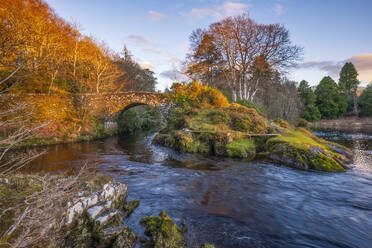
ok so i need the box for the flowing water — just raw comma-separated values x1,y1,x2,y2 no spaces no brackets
30,130,372,248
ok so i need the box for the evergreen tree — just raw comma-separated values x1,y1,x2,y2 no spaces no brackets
338,62,360,114
315,76,346,119
298,80,321,121
359,83,372,116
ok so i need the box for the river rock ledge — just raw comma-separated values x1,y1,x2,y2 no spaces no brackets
60,181,138,247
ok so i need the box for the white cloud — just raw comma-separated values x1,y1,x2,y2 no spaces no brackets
139,61,156,71
188,1,251,19
126,35,154,47
274,3,284,15
296,53,372,83
147,10,166,21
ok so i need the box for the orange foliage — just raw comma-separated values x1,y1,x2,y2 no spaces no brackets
0,0,122,93
168,82,229,108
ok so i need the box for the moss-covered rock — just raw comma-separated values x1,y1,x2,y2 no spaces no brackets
123,200,140,217
140,210,185,248
267,128,352,172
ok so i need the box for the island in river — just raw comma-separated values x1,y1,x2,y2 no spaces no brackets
154,82,353,172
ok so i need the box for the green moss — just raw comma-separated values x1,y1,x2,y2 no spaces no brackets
267,128,347,172
140,210,184,248
256,151,270,159
226,139,256,160
202,244,216,248
123,200,140,217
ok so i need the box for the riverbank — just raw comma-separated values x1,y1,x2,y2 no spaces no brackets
17,128,114,148
309,117,372,134
0,170,216,248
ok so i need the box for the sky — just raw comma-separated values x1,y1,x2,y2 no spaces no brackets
46,0,372,91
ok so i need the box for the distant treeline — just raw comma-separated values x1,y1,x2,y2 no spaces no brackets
299,63,372,120
0,0,156,94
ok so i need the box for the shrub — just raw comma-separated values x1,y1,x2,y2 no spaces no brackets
167,82,229,108
236,99,266,116
206,110,230,124
227,104,268,133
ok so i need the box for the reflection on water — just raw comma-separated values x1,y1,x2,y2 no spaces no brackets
30,131,372,248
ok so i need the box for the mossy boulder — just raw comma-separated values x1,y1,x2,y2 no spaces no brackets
267,128,352,172
140,210,184,248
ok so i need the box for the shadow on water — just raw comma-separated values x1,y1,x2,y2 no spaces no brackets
29,131,372,248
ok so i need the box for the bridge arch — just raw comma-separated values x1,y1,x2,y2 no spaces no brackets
80,92,169,117
78,92,170,132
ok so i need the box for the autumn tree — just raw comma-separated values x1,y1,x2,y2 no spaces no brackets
0,0,133,94
186,14,302,101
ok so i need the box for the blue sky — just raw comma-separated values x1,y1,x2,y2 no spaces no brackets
46,0,372,91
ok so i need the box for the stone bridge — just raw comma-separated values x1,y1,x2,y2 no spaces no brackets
0,91,170,120
78,92,169,118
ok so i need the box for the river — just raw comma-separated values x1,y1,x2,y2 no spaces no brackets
30,130,372,248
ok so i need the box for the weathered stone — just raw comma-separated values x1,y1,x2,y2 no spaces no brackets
61,181,138,248
66,182,127,224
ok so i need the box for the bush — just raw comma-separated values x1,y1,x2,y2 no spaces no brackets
236,99,266,116
227,104,268,133
167,82,229,108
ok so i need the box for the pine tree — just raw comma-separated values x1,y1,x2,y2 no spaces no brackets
315,76,346,119
298,80,321,121
338,62,360,115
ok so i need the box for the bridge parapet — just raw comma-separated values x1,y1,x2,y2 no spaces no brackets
78,92,168,117
0,92,169,119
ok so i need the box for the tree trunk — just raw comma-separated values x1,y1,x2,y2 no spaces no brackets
48,70,58,94
239,80,242,100
243,81,247,100
231,87,236,102
353,90,358,115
